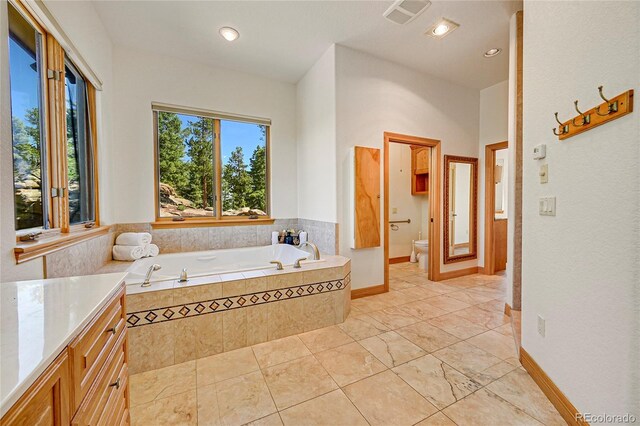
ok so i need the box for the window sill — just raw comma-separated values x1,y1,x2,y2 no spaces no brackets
14,225,111,264
151,217,275,229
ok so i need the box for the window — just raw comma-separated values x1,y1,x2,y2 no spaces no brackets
7,1,99,240
153,105,270,222
65,59,95,224
8,2,47,230
221,120,267,216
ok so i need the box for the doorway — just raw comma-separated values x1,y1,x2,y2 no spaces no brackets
383,132,441,290
484,141,509,275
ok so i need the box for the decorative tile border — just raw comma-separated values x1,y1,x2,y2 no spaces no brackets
127,273,351,328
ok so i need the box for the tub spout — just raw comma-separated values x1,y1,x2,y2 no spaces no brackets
142,264,161,287
297,242,320,260
270,260,283,270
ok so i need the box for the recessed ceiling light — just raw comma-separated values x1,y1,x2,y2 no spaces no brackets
483,48,502,58
426,18,459,39
219,27,239,42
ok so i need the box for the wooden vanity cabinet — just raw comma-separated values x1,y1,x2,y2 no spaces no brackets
0,352,71,426
411,146,430,195
1,284,129,426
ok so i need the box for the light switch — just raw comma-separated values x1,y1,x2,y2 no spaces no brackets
539,164,548,183
539,197,556,216
392,207,398,214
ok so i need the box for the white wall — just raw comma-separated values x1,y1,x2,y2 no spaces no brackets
335,45,480,289
0,0,113,281
296,45,337,223
110,46,298,223
522,0,639,416
477,80,509,268
388,143,428,258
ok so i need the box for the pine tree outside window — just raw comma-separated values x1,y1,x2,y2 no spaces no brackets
153,105,270,223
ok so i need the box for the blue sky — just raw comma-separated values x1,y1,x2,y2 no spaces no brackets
178,115,264,166
9,36,40,124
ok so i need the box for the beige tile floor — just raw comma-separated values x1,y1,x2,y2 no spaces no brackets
129,263,564,426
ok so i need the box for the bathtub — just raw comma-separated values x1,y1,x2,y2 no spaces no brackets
125,244,320,285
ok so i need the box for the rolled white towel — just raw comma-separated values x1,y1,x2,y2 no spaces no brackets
116,232,152,246
112,245,146,261
299,231,308,244
144,244,160,258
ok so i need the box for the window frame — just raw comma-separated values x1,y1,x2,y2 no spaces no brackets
152,105,272,228
9,0,103,262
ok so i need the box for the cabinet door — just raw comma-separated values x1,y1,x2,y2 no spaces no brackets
1,352,70,426
414,147,430,172
354,146,381,248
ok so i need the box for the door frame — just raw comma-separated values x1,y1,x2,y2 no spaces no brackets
384,132,442,290
484,141,508,275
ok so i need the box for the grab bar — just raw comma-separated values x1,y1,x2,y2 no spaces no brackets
390,219,411,224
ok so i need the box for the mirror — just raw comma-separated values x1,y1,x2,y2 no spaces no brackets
444,155,478,263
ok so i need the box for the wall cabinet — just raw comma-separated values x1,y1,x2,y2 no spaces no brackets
1,285,129,426
411,146,430,195
353,146,381,248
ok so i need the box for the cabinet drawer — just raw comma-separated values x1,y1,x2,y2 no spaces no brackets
71,330,128,426
69,286,126,412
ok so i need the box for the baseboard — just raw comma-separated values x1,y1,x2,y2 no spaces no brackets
438,266,482,281
520,348,587,426
351,284,386,299
504,303,512,316
389,256,411,264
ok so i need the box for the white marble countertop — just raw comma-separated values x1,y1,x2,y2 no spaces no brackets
0,272,127,417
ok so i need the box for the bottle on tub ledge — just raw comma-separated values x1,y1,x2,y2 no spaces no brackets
274,229,303,245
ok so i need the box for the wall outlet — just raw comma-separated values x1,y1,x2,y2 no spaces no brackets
537,315,546,337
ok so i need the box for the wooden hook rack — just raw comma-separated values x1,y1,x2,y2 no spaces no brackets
554,88,634,140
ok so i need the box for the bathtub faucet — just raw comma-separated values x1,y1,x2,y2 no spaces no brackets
141,264,161,287
179,268,188,283
297,242,320,260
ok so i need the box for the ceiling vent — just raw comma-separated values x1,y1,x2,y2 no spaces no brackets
383,0,431,25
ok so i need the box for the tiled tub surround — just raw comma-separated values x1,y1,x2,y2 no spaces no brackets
115,218,338,256
37,218,337,280
44,229,115,278
126,256,351,374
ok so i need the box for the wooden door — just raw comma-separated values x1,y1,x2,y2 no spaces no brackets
494,219,508,271
354,146,381,248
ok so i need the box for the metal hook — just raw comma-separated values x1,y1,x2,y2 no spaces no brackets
552,112,569,136
572,100,591,126
595,86,618,116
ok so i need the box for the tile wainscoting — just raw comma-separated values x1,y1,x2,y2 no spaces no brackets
126,261,351,374
117,218,338,255
44,230,115,278
41,218,338,279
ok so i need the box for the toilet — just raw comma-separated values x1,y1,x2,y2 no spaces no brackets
414,240,429,272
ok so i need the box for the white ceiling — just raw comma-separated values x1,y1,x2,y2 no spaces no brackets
92,0,522,89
